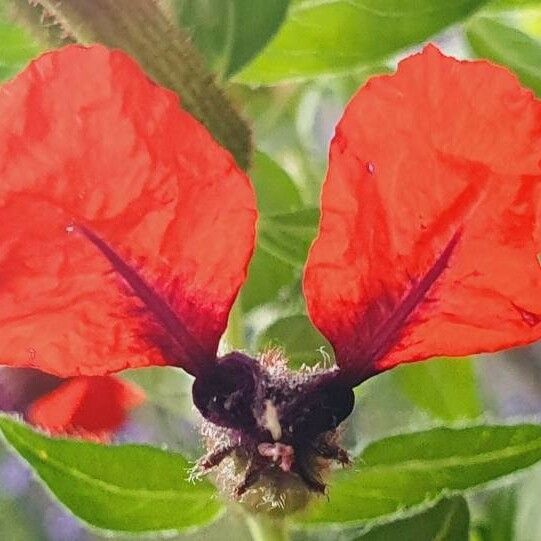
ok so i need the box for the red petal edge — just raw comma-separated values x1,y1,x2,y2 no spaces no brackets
27,375,144,442
304,45,541,384
0,45,257,378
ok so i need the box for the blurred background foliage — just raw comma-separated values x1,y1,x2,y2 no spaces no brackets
0,0,540,539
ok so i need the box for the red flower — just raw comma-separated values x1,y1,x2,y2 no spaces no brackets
0,44,256,439
0,44,540,491
0,45,256,378
0,368,143,441
305,44,541,384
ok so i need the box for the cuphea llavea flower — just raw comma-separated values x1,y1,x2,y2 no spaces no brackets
0,44,540,507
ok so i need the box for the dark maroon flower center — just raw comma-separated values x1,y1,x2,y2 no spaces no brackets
192,352,354,494
192,352,354,444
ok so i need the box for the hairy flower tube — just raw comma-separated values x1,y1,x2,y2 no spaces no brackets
0,44,540,512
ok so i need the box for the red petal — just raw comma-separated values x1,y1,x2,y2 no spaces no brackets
304,46,541,384
0,45,256,377
26,376,144,441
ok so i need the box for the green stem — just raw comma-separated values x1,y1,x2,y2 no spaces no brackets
245,514,289,541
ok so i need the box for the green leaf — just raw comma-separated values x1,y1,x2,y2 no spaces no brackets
258,208,319,268
172,0,290,77
241,248,297,312
250,151,303,214
120,368,202,459
0,416,222,533
299,497,470,541
0,21,38,65
487,0,541,9
474,488,517,541
466,16,541,96
241,152,302,311
393,357,482,421
352,497,470,541
237,0,488,85
0,497,43,541
257,314,333,369
515,465,541,541
122,366,192,415
298,424,541,525
0,8,40,81
241,156,316,311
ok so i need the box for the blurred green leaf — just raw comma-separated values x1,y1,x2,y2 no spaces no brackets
257,314,333,369
474,488,517,541
0,11,40,82
259,208,319,267
121,367,201,459
515,465,541,541
298,424,541,525
250,151,303,214
349,372,428,449
0,416,221,533
351,497,470,541
0,21,38,64
466,16,541,95
241,249,297,312
241,152,303,311
0,497,42,541
237,0,488,84
488,0,541,9
122,366,192,415
298,497,470,540
393,357,482,421
172,0,290,77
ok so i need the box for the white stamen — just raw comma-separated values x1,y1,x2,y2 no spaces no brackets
261,399,282,441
